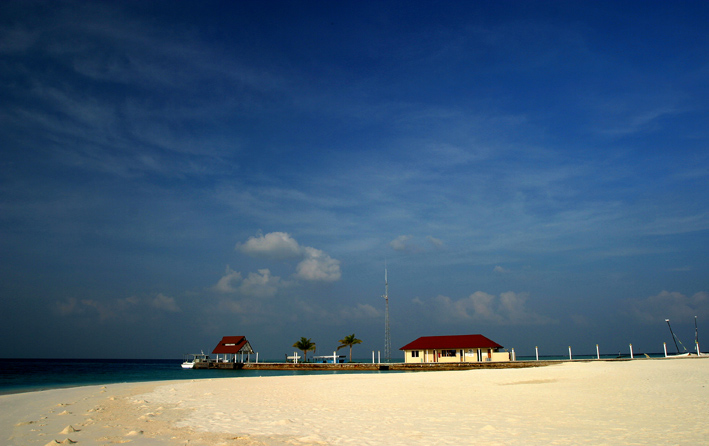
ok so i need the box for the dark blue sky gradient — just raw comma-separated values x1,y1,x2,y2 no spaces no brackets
1,1,708,359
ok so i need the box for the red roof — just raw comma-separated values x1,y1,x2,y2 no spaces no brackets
399,334,503,351
212,336,253,354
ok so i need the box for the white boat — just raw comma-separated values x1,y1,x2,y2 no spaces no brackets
181,358,195,369
664,317,703,357
181,352,210,369
664,352,692,359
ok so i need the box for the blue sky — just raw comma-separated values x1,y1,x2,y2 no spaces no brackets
1,1,708,359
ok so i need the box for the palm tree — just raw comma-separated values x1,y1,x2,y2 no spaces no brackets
337,333,363,362
293,337,316,363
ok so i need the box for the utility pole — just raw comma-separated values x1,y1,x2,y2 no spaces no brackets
383,266,390,362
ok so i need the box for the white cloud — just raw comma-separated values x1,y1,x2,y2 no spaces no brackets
389,235,413,251
236,232,342,283
213,266,243,293
238,232,302,259
493,265,509,273
296,247,341,282
626,290,709,323
468,291,500,321
240,269,280,298
428,291,554,325
151,293,181,312
213,266,282,297
499,291,532,321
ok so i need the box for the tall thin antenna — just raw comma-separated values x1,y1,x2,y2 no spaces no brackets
383,265,390,362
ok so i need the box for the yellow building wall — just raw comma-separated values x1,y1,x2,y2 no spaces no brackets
405,350,423,363
490,351,510,362
403,349,510,363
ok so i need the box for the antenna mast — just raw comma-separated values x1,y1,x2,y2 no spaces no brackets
383,266,390,362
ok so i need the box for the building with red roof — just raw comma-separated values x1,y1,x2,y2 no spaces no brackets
399,334,509,363
211,336,256,363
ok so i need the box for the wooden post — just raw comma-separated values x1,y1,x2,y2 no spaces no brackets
664,342,668,357
596,344,600,360
535,346,539,361
568,346,572,360
629,344,634,359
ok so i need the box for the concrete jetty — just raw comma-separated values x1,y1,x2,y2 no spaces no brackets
193,360,557,371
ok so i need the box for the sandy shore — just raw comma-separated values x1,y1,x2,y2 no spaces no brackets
3,358,708,445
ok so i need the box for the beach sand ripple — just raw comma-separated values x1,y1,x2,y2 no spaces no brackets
2,358,708,445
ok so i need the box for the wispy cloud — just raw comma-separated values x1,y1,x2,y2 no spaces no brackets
625,291,709,324
427,236,444,248
1,2,293,182
389,235,414,252
213,266,284,298
55,293,181,320
416,291,555,326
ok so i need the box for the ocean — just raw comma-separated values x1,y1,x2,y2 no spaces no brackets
0,358,378,395
1,353,668,394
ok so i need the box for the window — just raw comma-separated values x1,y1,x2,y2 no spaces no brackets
411,351,420,358
441,349,457,357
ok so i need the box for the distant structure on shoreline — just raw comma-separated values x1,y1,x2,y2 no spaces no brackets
383,266,391,363
212,336,256,363
400,334,510,363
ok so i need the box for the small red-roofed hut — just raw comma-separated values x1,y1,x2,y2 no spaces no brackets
212,336,256,363
399,334,509,363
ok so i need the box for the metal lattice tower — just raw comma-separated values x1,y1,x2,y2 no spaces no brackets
383,267,390,362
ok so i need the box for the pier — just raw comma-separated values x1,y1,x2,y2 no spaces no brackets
192,360,559,371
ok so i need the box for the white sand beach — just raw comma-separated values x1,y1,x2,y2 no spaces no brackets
3,358,708,446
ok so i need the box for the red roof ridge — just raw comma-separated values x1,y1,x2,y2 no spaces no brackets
212,336,253,354
399,334,503,350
